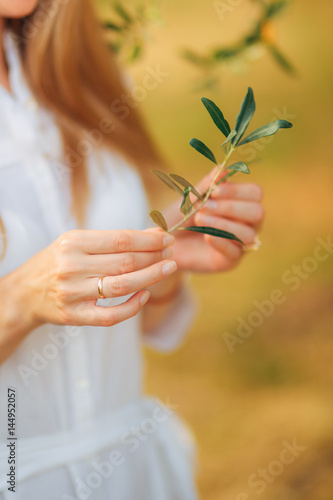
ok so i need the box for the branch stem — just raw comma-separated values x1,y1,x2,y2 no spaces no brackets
168,146,235,233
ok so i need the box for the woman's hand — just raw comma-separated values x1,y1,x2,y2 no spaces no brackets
2,229,177,335
163,168,264,273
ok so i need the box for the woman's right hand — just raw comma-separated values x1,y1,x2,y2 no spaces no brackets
2,229,177,334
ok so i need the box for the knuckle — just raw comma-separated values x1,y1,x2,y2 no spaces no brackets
53,253,78,281
150,263,162,281
107,276,127,296
56,230,79,253
55,283,73,304
120,254,136,274
113,231,132,252
100,314,116,328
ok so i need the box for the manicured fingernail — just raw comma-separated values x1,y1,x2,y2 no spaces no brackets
163,235,175,247
162,247,173,259
204,200,218,210
140,291,150,306
162,260,177,276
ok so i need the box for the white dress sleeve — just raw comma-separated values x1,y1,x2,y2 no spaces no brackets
141,274,200,352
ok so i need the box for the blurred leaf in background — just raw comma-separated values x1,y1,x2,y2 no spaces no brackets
102,0,163,62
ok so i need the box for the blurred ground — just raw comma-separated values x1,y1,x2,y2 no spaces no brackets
97,1,333,498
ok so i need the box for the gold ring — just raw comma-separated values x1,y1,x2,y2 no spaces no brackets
97,277,106,299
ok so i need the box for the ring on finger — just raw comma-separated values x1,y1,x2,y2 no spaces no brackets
97,276,106,299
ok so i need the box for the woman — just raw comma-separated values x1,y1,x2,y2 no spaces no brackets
0,1,264,499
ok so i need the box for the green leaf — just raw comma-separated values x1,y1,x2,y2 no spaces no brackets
189,138,218,165
169,174,203,200
226,161,250,174
180,187,192,216
114,2,132,24
183,226,245,246
149,210,168,231
238,120,293,146
129,43,142,61
266,1,288,20
151,170,184,196
232,87,256,146
201,97,231,138
221,129,237,148
267,45,296,75
103,21,123,32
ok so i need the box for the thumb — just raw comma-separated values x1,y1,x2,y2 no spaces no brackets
194,165,226,197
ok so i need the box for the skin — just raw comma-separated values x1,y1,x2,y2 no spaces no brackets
0,6,264,364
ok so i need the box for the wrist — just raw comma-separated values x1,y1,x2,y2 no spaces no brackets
1,265,41,343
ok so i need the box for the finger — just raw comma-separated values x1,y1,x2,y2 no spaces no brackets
74,291,150,327
199,200,264,226
86,259,178,299
64,229,175,255
194,213,256,245
210,183,263,202
192,166,219,199
172,236,238,272
85,248,173,277
202,234,243,263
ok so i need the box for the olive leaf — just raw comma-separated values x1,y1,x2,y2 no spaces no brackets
232,87,256,146
183,226,245,246
189,138,218,165
103,22,123,32
238,119,293,146
149,210,168,231
129,43,142,62
151,170,184,196
266,0,288,20
201,97,231,138
169,174,203,200
149,89,293,240
180,187,192,216
114,2,132,23
221,129,237,148
226,161,250,174
267,45,296,75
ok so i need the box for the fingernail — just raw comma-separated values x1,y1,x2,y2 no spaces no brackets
162,247,173,259
204,200,218,210
140,291,150,306
162,260,177,276
163,235,175,247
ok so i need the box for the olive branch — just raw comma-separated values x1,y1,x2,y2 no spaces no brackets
149,87,293,248
182,0,295,89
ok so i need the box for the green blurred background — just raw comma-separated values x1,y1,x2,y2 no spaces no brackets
97,1,333,498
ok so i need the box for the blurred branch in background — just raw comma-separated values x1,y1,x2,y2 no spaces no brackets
182,0,296,89
101,0,296,90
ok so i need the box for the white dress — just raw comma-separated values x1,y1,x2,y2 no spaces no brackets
0,31,199,500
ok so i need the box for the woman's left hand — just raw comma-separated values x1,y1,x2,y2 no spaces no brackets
163,167,264,273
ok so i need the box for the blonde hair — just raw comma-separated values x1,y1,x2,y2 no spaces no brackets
1,0,164,258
